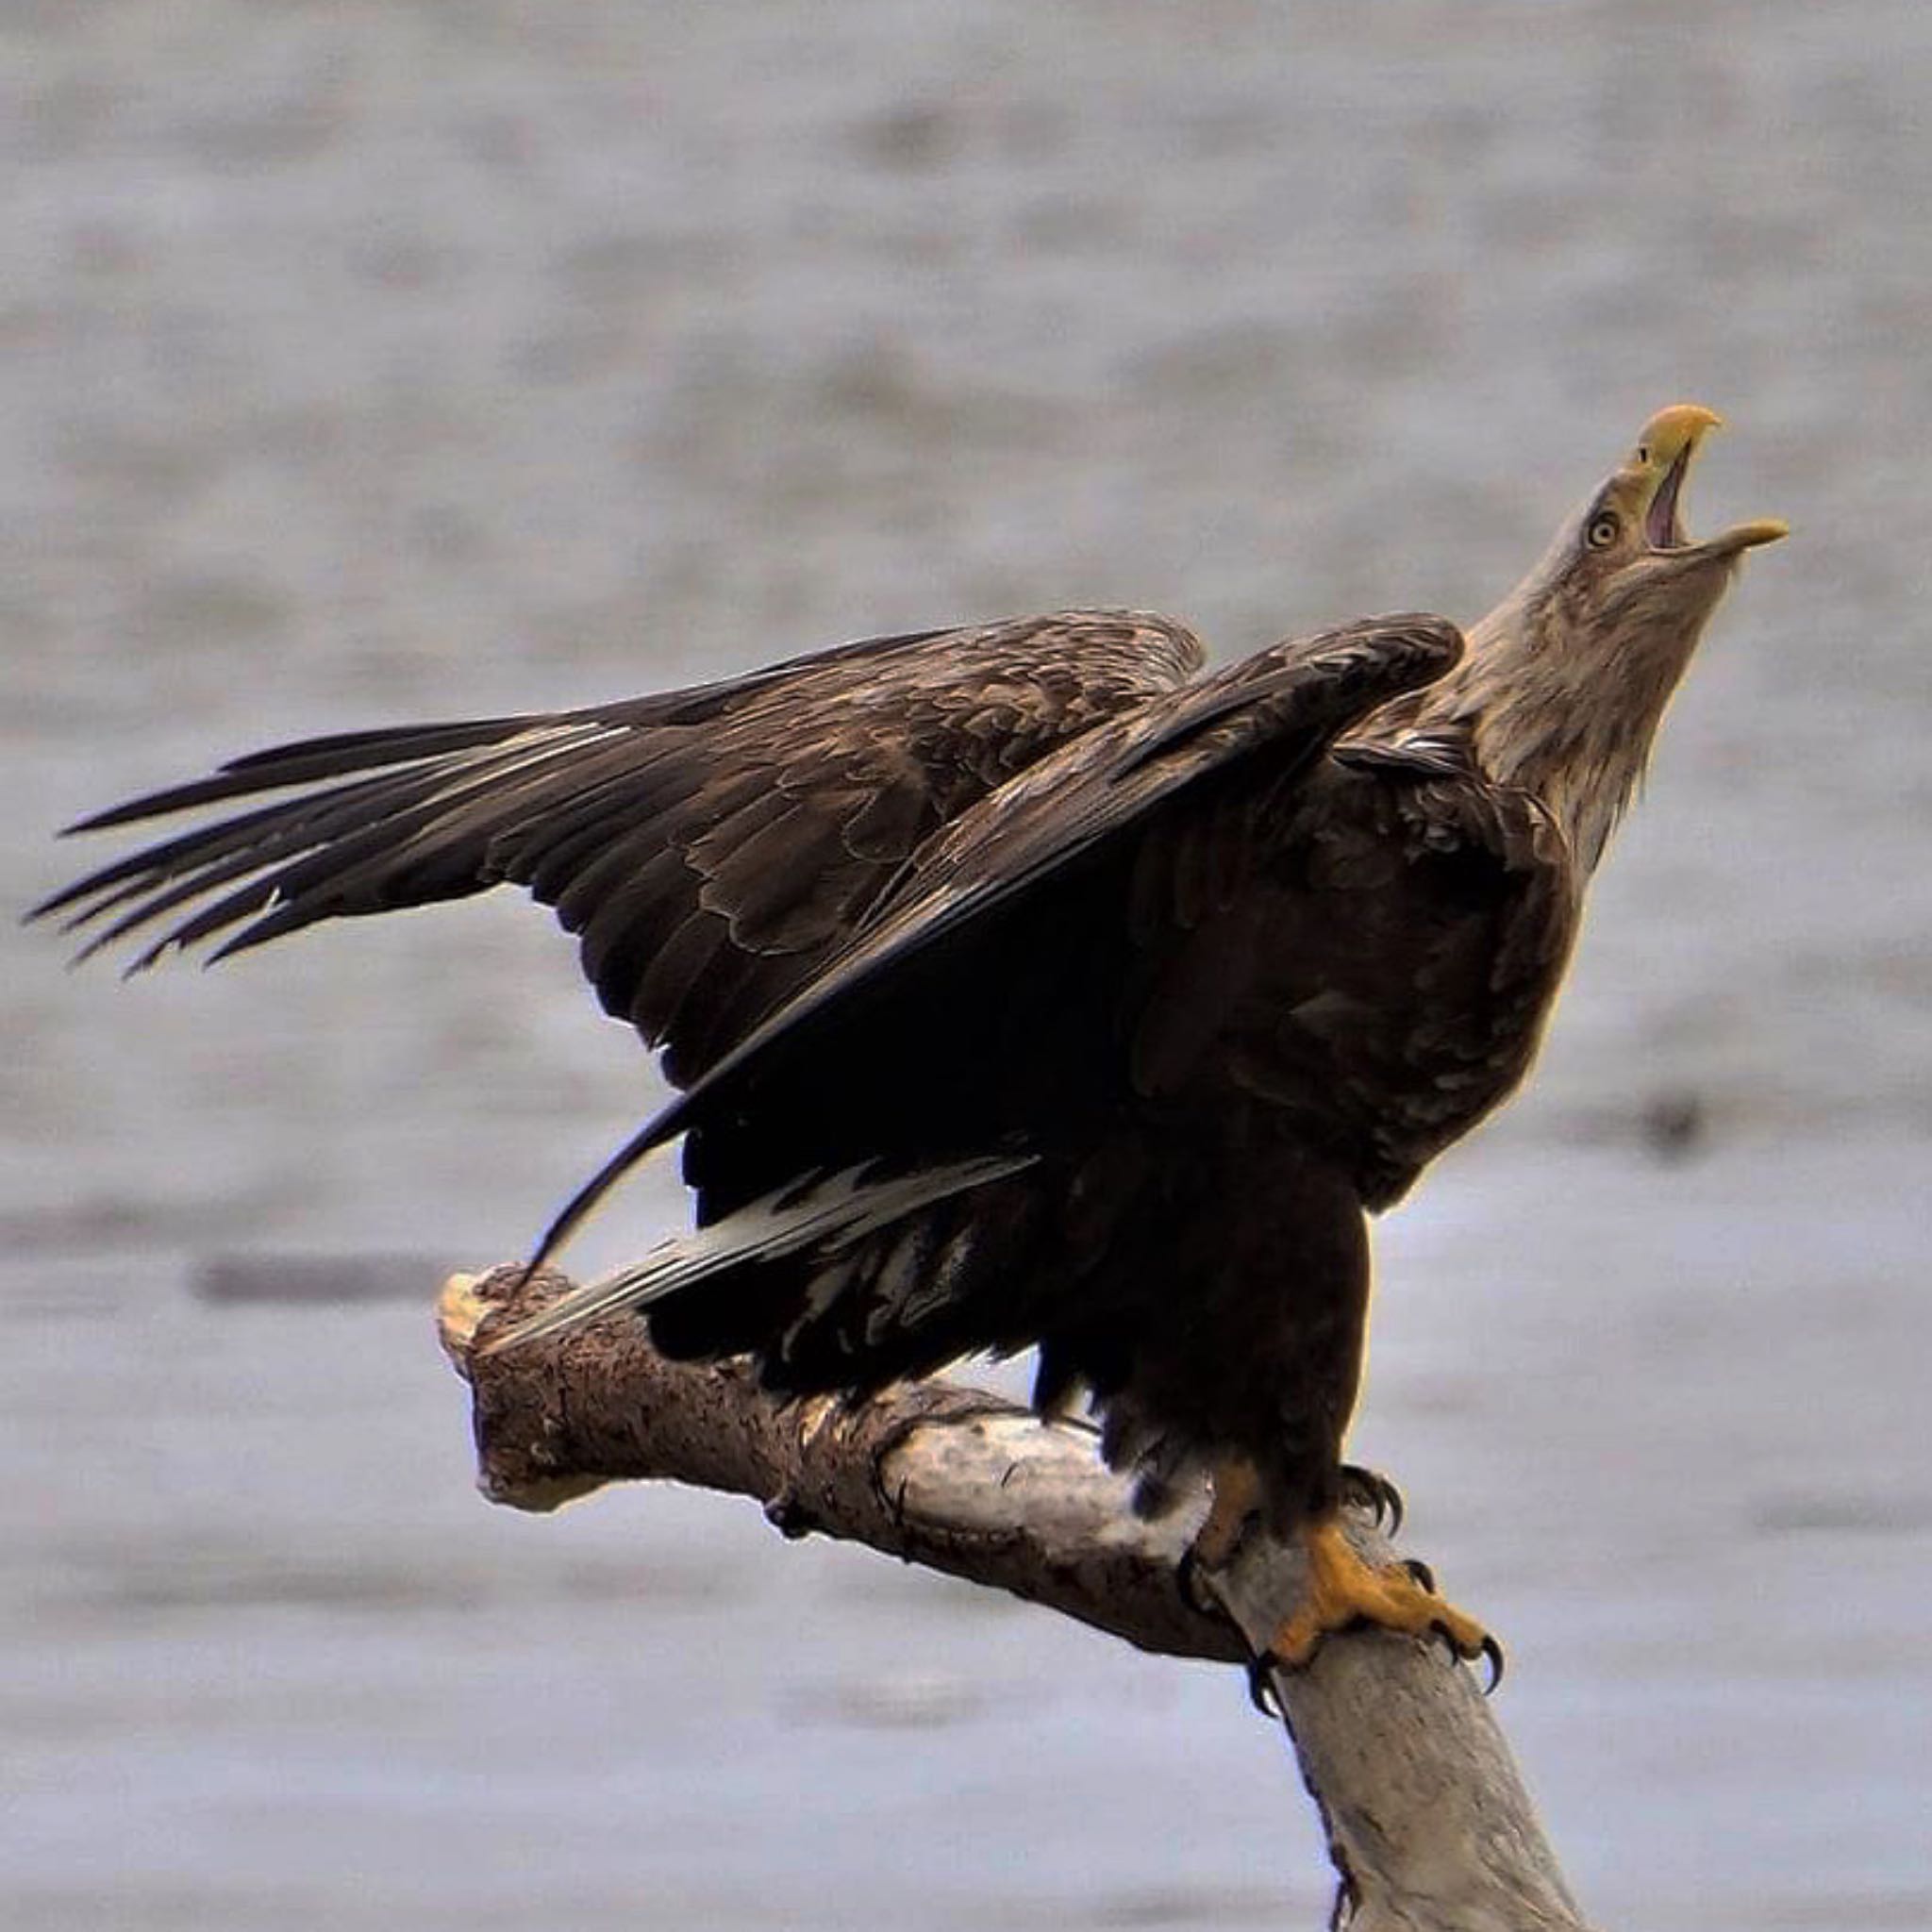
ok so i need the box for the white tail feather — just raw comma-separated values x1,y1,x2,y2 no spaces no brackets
483,1151,1035,1356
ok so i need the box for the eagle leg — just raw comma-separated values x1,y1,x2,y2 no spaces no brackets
1174,1456,1265,1615
1266,1512,1502,1686
1188,1456,1404,1563
1191,1454,1265,1570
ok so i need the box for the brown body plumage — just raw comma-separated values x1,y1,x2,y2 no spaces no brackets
34,406,1781,1656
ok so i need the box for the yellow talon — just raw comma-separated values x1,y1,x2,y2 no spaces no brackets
1268,1513,1496,1677
1186,1460,1500,1685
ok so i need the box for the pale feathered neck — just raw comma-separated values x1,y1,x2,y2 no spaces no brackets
1392,559,1734,875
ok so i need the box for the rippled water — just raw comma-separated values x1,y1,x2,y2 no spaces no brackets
6,6,1929,1928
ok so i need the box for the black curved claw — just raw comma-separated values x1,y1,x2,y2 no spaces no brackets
1338,1463,1405,1537
1426,1620,1507,1693
1174,1544,1219,1617
1403,1556,1437,1594
1479,1633,1506,1695
1245,1653,1284,1719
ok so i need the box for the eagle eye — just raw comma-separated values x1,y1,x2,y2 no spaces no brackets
1585,511,1621,551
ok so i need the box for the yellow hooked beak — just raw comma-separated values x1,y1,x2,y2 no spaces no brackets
1617,403,1789,558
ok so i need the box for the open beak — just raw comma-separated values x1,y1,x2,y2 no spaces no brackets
1631,403,1788,558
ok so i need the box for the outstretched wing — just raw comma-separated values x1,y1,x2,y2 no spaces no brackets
32,610,1206,1086
516,613,1468,1282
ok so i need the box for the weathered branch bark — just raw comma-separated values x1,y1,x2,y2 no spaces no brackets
437,1263,1598,1932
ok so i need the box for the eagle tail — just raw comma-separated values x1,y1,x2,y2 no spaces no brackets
484,1150,1036,1357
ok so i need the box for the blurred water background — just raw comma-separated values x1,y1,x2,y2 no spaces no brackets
6,5,1930,1928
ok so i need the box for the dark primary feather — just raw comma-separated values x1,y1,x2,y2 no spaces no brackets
36,609,1206,1088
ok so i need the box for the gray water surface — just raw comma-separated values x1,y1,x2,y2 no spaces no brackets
6,7,1929,1928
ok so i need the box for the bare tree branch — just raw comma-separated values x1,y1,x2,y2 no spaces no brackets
437,1263,1598,1932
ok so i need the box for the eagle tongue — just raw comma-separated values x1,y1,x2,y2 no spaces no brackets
1646,450,1689,550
